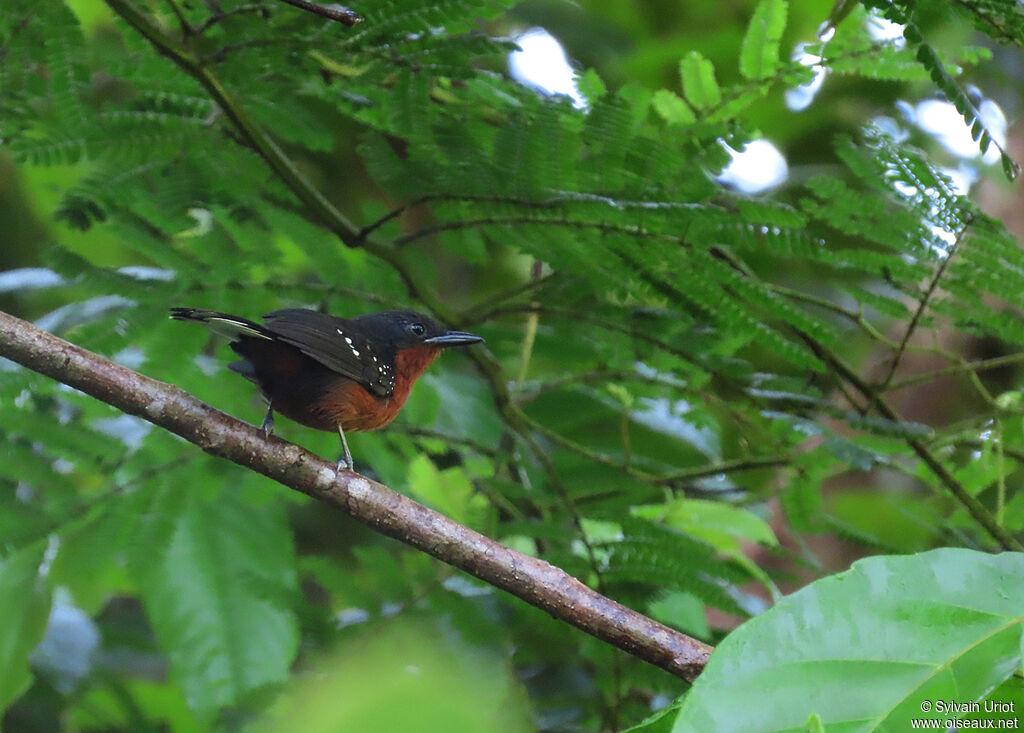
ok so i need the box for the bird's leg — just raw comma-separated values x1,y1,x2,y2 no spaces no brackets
336,424,354,472
260,401,275,436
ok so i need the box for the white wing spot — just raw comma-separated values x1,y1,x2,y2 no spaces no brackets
336,328,344,335
351,349,360,357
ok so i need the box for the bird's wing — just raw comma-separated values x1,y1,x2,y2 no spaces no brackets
262,309,394,398
169,307,273,341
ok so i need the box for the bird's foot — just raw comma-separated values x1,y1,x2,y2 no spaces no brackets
261,404,275,436
336,424,354,473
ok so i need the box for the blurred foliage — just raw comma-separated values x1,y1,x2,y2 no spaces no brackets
1,0,1023,730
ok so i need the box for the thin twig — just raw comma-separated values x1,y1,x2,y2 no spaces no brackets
943,438,1024,466
464,272,560,324
356,195,434,242
514,261,544,389
357,193,580,243
274,0,363,26
163,0,195,36
656,455,792,485
195,4,269,34
765,283,901,349
884,351,1024,392
949,0,1022,47
881,220,971,389
393,216,681,248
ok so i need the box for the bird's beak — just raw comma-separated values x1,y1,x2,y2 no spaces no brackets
425,330,484,347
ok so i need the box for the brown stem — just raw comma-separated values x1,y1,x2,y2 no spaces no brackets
880,217,970,389
0,310,713,681
274,0,362,26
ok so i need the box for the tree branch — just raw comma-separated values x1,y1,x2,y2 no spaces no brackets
880,217,970,389
0,309,713,682
275,0,363,26
883,351,1024,393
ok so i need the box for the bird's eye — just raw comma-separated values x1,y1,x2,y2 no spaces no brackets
408,322,426,336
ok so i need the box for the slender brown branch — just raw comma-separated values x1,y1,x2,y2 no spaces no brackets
163,0,195,35
884,351,1024,392
657,455,791,485
881,220,970,388
949,0,1022,47
932,437,1024,466
393,216,680,248
357,193,592,243
464,272,560,322
274,0,363,26
0,310,712,681
194,4,269,35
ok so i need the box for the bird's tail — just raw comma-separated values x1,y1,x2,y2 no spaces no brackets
169,307,272,341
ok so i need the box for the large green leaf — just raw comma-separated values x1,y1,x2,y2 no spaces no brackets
137,486,299,712
0,546,51,712
671,549,1024,732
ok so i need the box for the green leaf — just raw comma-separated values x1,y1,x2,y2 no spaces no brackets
137,490,299,712
740,0,788,80
625,698,685,733
309,50,370,78
648,591,710,639
652,89,696,126
0,546,51,712
910,37,1019,179
672,549,1024,732
576,68,607,102
803,712,825,733
680,51,722,111
634,499,778,592
407,454,489,527
633,498,776,548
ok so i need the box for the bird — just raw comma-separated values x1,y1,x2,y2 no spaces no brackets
170,307,483,471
